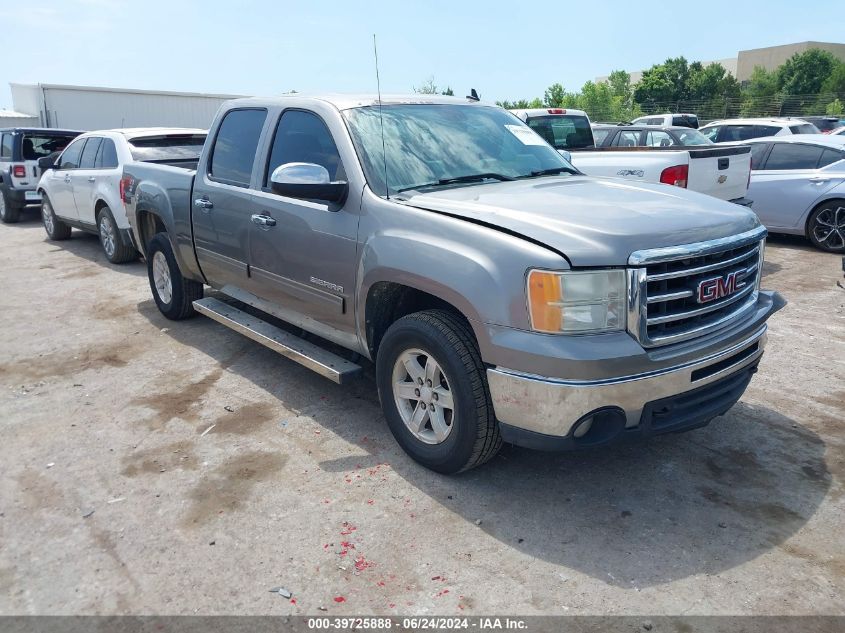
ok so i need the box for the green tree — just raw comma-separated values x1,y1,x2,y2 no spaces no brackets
740,66,781,116
777,49,839,95
687,63,740,101
607,70,633,101
634,65,675,105
544,83,566,107
826,98,844,116
820,62,845,95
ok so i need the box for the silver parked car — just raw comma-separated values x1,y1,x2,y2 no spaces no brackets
740,135,845,252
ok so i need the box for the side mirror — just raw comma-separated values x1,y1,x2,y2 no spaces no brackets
38,156,57,171
557,149,572,162
270,162,348,205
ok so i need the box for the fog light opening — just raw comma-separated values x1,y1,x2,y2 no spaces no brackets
570,408,626,446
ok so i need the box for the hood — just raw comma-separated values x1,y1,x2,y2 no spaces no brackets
399,176,761,266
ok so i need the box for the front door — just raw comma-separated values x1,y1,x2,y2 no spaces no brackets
247,108,359,334
190,108,268,290
72,136,102,225
47,137,87,221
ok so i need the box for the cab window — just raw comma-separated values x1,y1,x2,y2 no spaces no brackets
265,109,345,185
59,138,86,169
762,143,824,170
645,130,675,147
613,130,641,147
209,109,267,187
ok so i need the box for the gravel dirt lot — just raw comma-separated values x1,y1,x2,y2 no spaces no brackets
0,214,843,616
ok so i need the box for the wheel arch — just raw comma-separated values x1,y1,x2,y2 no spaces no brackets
804,196,845,238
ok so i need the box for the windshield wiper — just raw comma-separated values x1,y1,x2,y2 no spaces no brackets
396,172,515,193
521,167,579,178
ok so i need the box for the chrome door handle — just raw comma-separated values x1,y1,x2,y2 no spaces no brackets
808,176,829,183
194,198,213,209
88,177,96,183
251,214,276,227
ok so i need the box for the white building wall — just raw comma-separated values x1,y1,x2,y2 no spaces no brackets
9,83,247,131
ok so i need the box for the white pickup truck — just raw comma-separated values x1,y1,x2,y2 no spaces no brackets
510,108,752,205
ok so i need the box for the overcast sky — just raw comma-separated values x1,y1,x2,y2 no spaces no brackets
2,0,844,109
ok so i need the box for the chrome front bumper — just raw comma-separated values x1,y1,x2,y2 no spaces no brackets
487,324,767,439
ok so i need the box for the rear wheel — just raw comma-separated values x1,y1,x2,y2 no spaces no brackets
41,195,72,240
807,200,845,253
0,189,21,224
375,309,501,474
97,206,136,263
147,232,203,320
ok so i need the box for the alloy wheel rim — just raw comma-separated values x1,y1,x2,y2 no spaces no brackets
42,202,54,233
391,348,455,445
813,205,845,250
152,251,173,304
99,215,116,257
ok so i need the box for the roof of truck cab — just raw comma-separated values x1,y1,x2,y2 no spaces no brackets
228,94,493,111
97,127,208,137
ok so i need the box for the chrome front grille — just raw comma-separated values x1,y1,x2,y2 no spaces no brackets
627,226,767,347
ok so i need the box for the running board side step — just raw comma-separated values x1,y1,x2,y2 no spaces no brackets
192,297,362,384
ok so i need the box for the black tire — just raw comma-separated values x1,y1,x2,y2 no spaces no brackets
41,194,72,240
97,206,137,264
807,199,845,253
375,309,501,474
0,189,21,224
147,232,203,320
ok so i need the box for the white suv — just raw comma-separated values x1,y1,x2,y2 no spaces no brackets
699,118,819,143
632,113,699,128
38,128,206,263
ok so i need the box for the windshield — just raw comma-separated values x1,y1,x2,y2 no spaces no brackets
526,115,594,150
21,133,78,160
343,104,575,196
675,129,712,146
129,134,207,162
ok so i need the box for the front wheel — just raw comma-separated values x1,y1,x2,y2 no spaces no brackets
375,310,501,474
97,206,137,263
146,233,203,320
41,195,72,240
807,200,845,253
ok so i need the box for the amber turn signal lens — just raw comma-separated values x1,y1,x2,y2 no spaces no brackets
527,271,562,333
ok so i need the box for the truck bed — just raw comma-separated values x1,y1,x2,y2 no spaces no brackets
570,144,751,203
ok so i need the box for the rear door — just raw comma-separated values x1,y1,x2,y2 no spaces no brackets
748,143,838,229
72,136,103,225
46,137,87,221
191,108,267,290
247,108,358,334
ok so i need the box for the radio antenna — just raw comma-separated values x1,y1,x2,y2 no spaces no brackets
373,34,389,199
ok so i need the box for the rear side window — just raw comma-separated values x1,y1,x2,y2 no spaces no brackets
763,143,824,170
645,130,676,147
129,134,206,162
209,110,267,186
818,148,844,168
721,125,780,142
265,110,345,185
95,139,119,169
748,143,770,169
592,128,612,145
789,123,819,134
701,126,721,142
614,130,641,147
526,115,594,149
79,137,102,168
21,133,77,160
0,134,12,159
59,138,86,169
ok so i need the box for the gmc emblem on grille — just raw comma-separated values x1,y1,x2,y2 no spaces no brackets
697,269,746,304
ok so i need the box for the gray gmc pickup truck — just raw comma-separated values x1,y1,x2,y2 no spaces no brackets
122,94,785,473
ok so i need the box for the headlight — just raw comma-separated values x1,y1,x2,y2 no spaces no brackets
527,269,626,334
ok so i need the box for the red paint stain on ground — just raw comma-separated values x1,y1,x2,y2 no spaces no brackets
290,598,297,605
333,596,346,603
377,581,386,587
436,589,450,598
354,555,374,572
340,522,357,536
339,541,355,556
367,499,374,505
